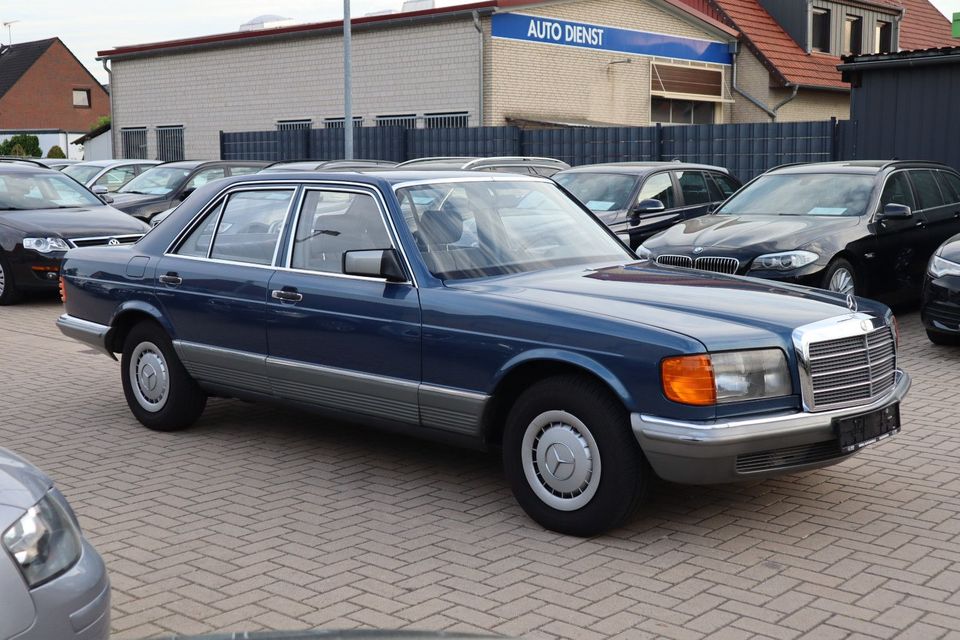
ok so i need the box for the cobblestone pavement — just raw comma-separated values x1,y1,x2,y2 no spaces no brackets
2,296,960,640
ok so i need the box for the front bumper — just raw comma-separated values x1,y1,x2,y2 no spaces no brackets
10,250,64,291
12,539,110,640
632,369,911,484
921,275,960,333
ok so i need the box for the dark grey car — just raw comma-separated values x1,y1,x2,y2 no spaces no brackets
554,162,742,249
0,448,110,639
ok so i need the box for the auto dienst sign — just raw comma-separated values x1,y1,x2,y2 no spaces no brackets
491,12,733,65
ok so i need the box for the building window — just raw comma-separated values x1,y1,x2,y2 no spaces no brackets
120,127,148,159
423,112,469,128
812,9,831,53
156,125,185,162
376,114,417,128
72,89,91,108
651,64,723,98
651,98,715,125
276,119,312,131
844,16,863,56
876,21,893,53
324,117,363,129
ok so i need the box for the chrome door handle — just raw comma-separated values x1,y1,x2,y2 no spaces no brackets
271,289,303,302
159,273,182,286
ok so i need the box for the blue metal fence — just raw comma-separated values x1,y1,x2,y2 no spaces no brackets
220,119,842,180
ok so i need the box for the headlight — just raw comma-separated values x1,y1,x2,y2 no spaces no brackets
2,493,82,588
22,237,70,253
929,254,960,278
636,244,653,260
661,349,791,405
749,250,818,271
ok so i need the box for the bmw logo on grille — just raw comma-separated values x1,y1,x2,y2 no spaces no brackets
693,246,704,254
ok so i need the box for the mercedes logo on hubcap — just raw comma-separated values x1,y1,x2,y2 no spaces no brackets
544,443,576,481
141,364,157,391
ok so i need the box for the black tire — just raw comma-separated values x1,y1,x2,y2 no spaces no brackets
0,251,22,306
927,329,960,346
821,257,859,296
120,321,206,431
502,374,650,537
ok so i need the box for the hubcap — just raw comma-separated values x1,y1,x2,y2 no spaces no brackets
521,410,601,511
828,267,855,295
0,259,6,296
129,341,169,412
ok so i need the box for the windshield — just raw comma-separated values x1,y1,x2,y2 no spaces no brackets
554,172,639,212
396,179,631,280
717,173,875,217
118,166,191,196
62,164,102,184
0,172,103,210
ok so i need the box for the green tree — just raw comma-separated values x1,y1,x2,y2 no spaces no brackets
91,115,110,131
46,145,66,159
0,134,42,157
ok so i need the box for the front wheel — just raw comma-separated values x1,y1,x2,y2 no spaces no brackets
822,258,858,296
120,322,206,431
502,375,650,536
0,251,22,306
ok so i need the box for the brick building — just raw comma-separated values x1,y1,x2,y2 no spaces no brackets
97,0,955,160
0,38,110,159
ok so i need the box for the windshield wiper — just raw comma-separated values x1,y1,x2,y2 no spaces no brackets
121,190,153,195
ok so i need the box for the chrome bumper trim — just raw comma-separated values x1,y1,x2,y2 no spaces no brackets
56,314,115,360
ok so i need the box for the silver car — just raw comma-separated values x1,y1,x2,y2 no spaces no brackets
62,159,161,194
0,448,109,640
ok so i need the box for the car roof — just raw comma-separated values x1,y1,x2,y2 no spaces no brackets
159,160,269,169
72,159,162,168
556,161,728,175
767,160,954,175
395,156,568,170
0,163,59,174
219,170,550,187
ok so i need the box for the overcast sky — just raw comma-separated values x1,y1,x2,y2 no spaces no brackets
4,0,958,83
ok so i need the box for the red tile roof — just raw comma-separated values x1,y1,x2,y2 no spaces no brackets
881,0,956,50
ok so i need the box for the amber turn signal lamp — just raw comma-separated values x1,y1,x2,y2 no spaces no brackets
661,355,716,405
58,276,66,304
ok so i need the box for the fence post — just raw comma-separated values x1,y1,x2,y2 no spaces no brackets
218,130,225,160
830,117,838,161
655,123,663,162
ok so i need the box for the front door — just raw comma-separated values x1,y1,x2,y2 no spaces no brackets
265,187,422,425
156,187,296,392
870,171,923,297
626,172,680,245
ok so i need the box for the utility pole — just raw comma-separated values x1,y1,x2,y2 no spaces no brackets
343,0,353,160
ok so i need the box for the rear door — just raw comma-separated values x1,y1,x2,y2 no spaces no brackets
673,170,714,221
932,169,960,243
910,169,956,278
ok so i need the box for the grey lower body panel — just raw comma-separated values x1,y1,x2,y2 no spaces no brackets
56,315,114,359
633,370,911,485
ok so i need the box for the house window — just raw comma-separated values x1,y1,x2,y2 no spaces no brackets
376,114,417,128
324,117,363,129
876,21,893,53
156,125,184,162
276,119,312,131
423,112,469,128
844,16,862,55
651,98,715,125
72,89,91,108
651,64,723,98
812,9,831,53
120,127,148,159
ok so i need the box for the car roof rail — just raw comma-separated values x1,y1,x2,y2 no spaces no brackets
879,159,951,171
462,156,569,169
0,156,46,167
764,161,811,174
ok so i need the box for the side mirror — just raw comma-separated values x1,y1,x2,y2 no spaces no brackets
878,203,912,221
92,185,109,195
343,248,406,282
634,198,666,215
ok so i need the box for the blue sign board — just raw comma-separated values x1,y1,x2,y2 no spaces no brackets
491,13,732,65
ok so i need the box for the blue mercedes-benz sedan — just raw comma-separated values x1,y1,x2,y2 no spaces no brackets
56,171,910,536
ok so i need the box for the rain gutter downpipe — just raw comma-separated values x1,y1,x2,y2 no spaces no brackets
473,10,484,127
731,44,798,121
101,58,116,158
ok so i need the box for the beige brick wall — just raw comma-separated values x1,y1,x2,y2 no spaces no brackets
484,0,735,127
730,47,850,123
111,19,481,159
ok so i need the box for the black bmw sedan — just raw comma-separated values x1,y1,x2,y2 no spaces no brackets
640,160,960,300
0,164,149,305
922,233,960,345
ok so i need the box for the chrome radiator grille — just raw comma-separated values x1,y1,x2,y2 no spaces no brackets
805,325,896,410
69,234,143,248
656,254,693,268
655,255,739,274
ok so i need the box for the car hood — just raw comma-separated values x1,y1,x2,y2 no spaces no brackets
644,214,861,254
452,262,879,350
939,233,960,263
0,448,52,510
0,206,150,238
110,192,164,206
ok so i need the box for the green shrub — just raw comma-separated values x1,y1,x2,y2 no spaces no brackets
0,134,42,157
46,145,66,159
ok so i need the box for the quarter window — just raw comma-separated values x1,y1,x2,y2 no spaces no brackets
637,173,676,208
290,191,391,274
176,201,224,258
185,168,227,191
711,173,740,198
95,166,137,191
676,171,711,206
879,173,915,210
911,170,945,210
940,172,960,203
208,190,294,265
933,171,960,204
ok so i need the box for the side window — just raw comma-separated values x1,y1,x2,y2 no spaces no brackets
911,170,945,210
185,167,227,191
879,173,916,210
711,173,740,198
934,171,960,204
676,171,710,206
290,191,391,274
175,201,224,258
207,190,294,264
637,173,675,208
95,166,137,191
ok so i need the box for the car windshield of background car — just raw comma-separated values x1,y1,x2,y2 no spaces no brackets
118,167,192,196
0,173,103,210
554,172,638,212
396,179,631,280
716,173,875,217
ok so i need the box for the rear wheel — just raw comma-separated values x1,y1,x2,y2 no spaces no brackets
502,375,650,537
822,258,858,296
120,322,206,431
926,329,960,346
0,251,22,306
